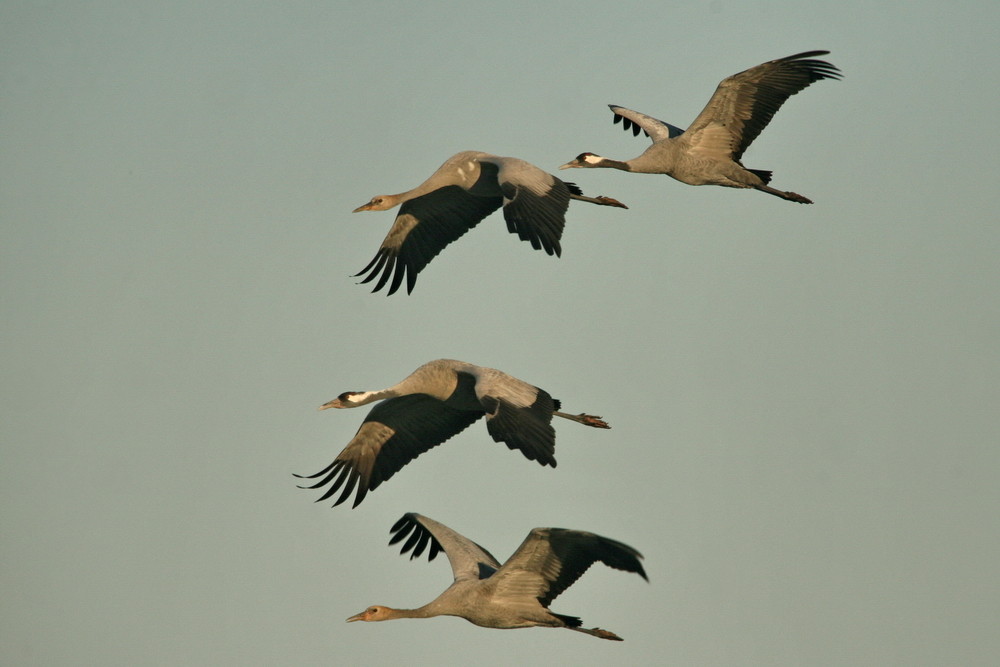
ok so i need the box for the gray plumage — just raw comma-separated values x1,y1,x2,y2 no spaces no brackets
295,359,610,508
560,51,841,203
346,512,648,641
351,151,627,295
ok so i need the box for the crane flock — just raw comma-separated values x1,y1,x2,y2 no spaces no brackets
300,51,840,642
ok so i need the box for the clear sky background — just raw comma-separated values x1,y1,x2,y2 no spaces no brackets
3,2,998,665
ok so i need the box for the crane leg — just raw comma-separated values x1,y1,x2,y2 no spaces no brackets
569,193,629,209
754,184,813,204
567,626,624,641
553,411,611,429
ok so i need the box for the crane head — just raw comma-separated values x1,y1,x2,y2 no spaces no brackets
319,391,362,409
353,195,396,212
346,605,392,622
558,153,602,170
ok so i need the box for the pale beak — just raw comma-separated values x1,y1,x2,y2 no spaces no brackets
318,399,340,410
352,203,373,213
346,612,365,622
557,161,579,170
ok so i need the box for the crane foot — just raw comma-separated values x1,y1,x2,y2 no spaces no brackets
578,413,610,429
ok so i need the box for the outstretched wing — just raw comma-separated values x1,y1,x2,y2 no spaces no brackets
356,186,502,295
491,528,647,607
684,50,841,160
389,512,502,582
609,105,685,142
295,395,483,508
470,367,559,467
480,394,558,467
484,157,569,257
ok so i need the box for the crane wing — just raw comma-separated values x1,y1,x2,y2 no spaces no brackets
609,105,685,142
491,528,647,607
355,186,502,295
389,513,502,583
684,50,841,161
295,395,482,508
482,158,568,258
470,368,558,467
479,394,558,467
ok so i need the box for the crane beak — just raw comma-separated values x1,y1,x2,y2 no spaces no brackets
557,160,580,170
346,611,365,622
318,399,340,410
352,202,374,213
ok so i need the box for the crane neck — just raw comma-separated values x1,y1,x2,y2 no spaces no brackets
386,178,440,207
384,604,438,620
595,157,633,172
346,388,399,406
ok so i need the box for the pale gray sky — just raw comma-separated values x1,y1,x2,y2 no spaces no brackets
2,2,998,665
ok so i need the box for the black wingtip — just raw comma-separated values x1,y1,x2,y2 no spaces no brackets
388,518,411,544
786,49,830,59
295,460,369,508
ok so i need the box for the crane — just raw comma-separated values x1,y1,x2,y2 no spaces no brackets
559,51,841,203
351,151,627,295
346,512,647,641
296,359,610,508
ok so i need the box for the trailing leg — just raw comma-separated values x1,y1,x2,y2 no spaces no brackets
553,411,610,429
754,183,813,204
567,626,624,641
